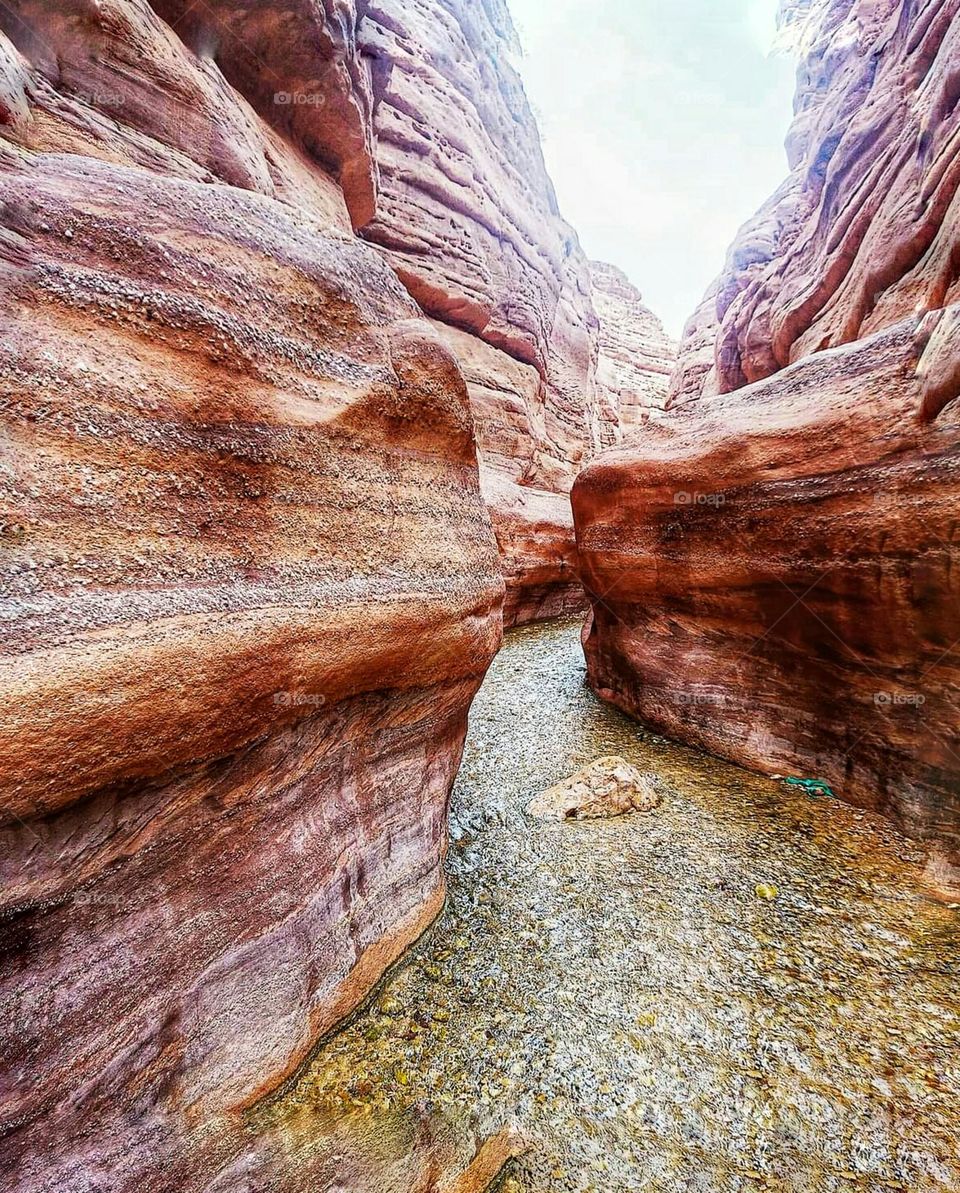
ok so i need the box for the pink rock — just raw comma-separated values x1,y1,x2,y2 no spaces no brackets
670,0,960,402
0,6,502,1187
357,1,667,621
590,262,677,440
576,310,960,865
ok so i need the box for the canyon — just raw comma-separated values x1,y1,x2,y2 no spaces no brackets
0,0,957,1190
0,0,669,1189
357,0,674,625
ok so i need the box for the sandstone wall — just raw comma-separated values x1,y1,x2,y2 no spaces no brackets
576,311,960,865
575,0,960,872
356,0,632,623
589,261,677,439
0,3,503,1188
671,0,960,402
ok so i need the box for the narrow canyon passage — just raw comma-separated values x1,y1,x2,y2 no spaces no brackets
254,620,959,1192
3,2,959,1188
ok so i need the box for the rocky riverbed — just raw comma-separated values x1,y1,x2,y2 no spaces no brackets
254,619,960,1192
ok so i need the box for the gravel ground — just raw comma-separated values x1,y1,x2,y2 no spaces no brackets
266,618,960,1192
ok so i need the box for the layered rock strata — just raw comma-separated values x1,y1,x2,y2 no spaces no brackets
589,262,677,438
672,0,960,401
575,0,960,866
427,317,587,625
0,3,502,1188
576,312,960,863
358,1,664,622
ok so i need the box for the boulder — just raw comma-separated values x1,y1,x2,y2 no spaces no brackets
528,756,663,820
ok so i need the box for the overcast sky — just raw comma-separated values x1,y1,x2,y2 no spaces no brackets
507,0,798,336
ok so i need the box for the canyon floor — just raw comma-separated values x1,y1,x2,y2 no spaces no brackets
254,619,960,1192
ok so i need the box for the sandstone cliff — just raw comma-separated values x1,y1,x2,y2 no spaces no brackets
672,0,960,402
575,0,960,871
357,0,621,624
589,261,677,439
0,3,503,1189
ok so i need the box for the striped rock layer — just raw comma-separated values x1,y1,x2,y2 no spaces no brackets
358,0,676,622
0,2,504,1189
575,0,960,872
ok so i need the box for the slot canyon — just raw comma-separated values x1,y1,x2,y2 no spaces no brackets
0,1,957,1191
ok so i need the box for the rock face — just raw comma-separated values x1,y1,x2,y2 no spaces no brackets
589,262,677,439
575,0,960,867
671,0,960,401
427,316,587,625
0,3,504,1189
358,0,651,624
0,0,668,1187
527,756,663,820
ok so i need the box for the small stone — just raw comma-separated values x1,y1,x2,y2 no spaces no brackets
755,883,779,901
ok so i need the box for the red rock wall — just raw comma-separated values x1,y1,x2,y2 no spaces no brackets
0,4,503,1188
671,0,960,402
589,262,677,440
356,0,632,624
576,0,960,870
427,318,586,625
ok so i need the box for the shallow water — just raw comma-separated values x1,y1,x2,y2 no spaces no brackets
259,618,960,1192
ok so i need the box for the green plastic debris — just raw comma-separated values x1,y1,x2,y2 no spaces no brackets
783,776,835,799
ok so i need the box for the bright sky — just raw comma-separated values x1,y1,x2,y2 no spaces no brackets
507,0,798,336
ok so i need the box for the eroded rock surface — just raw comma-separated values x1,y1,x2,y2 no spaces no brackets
590,262,677,438
427,317,587,626
0,5,504,1189
576,0,960,865
671,0,960,401
358,1,667,622
576,310,960,863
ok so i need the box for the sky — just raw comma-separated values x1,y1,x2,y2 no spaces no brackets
506,0,798,337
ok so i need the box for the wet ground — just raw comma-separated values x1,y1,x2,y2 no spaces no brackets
259,618,960,1192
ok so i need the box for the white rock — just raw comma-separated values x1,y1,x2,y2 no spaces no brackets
527,756,663,820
